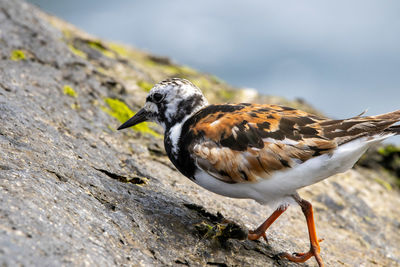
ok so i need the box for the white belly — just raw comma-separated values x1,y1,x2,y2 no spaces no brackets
193,135,390,204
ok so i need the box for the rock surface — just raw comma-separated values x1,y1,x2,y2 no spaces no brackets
1,1,400,266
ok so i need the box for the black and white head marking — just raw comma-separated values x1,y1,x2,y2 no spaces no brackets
147,78,209,157
144,78,208,130
117,78,208,157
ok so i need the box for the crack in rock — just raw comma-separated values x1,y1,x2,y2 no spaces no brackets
94,167,147,185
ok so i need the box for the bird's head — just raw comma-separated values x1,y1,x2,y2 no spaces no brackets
118,78,208,131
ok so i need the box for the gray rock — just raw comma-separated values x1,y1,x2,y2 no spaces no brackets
0,1,399,266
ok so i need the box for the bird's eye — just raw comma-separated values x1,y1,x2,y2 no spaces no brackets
152,93,164,103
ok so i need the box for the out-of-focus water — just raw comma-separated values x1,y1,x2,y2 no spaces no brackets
27,1,400,124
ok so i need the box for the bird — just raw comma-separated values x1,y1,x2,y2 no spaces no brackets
117,78,400,266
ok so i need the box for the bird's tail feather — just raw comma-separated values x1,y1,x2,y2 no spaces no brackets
385,125,400,135
372,109,400,120
368,110,400,135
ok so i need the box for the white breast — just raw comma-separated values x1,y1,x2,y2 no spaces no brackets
168,121,184,156
193,134,391,204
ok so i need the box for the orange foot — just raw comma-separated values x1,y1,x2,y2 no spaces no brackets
278,241,324,267
247,205,288,242
248,194,324,267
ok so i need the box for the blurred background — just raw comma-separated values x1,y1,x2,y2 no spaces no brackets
27,0,400,120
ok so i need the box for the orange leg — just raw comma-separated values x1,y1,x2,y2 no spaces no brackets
248,205,288,242
279,194,324,267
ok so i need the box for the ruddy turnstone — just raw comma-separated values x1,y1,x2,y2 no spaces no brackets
118,78,400,266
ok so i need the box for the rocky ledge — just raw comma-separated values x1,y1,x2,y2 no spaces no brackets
0,1,399,266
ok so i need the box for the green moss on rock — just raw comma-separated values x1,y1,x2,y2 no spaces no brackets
102,98,160,137
218,88,235,101
88,40,114,58
144,57,197,76
68,44,87,58
70,103,80,110
191,77,212,90
178,65,197,76
108,43,129,58
378,145,400,157
10,50,26,61
373,177,393,191
137,80,153,92
63,85,77,98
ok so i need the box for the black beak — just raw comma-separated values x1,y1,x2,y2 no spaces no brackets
117,108,149,130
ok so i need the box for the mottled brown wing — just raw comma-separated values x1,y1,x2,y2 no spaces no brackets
188,104,400,184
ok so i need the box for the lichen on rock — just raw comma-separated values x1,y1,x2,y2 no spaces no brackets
63,85,78,97
10,49,26,61
102,97,160,137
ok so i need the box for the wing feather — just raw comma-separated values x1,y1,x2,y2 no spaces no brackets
187,104,400,184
